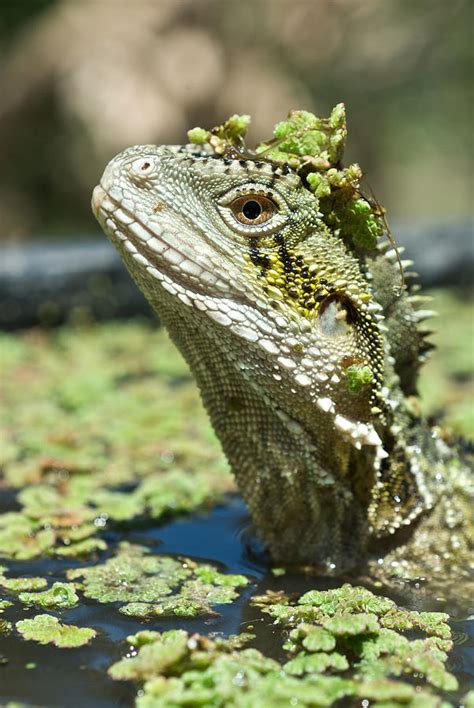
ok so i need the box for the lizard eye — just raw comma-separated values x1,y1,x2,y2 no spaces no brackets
218,184,287,235
229,195,277,226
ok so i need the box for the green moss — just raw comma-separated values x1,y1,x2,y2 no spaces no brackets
286,625,336,653
464,691,474,708
187,127,211,145
346,364,374,393
380,609,451,639
108,629,193,681
16,614,96,648
259,105,347,165
0,513,56,560
120,594,220,619
191,105,385,251
297,584,396,616
189,114,250,155
357,635,457,692
108,604,456,707
180,578,242,607
192,565,247,587
219,113,251,139
249,583,456,699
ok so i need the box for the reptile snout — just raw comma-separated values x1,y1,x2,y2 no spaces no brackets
91,184,106,219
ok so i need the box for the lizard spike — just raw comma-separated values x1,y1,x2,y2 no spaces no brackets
316,397,336,414
385,246,405,261
419,340,436,354
413,309,437,322
366,301,384,313
408,295,433,307
403,271,419,281
400,259,414,270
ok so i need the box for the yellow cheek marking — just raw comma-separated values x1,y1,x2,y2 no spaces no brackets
253,247,333,318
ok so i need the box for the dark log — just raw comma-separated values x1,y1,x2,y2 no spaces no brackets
0,221,472,329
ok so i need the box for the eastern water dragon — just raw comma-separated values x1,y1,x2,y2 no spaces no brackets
92,107,472,601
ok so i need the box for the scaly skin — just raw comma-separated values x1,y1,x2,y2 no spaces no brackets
92,141,473,600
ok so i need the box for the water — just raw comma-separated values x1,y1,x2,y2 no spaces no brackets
0,496,472,706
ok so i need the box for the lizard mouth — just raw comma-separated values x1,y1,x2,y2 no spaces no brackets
92,184,238,303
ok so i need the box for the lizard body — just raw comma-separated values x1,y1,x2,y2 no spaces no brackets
92,112,473,599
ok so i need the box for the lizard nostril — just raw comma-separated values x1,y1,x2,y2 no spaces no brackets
128,157,157,184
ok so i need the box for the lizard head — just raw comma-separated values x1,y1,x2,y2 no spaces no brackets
91,143,320,299
93,144,385,438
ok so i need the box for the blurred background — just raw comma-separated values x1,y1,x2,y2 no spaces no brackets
0,0,472,327
0,6,472,701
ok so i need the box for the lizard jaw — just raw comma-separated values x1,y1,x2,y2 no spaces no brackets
92,181,245,306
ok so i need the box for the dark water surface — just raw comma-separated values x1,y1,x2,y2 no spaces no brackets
1,497,473,706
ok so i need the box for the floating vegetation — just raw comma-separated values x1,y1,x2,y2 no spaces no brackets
68,543,249,618
0,575,48,592
0,323,233,560
19,582,79,609
16,614,96,648
0,301,469,563
108,584,459,706
255,584,452,639
0,303,471,703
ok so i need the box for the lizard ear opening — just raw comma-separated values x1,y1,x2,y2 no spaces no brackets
318,293,358,337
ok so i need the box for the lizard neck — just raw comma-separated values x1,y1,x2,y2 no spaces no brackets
155,294,389,571
117,243,437,570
